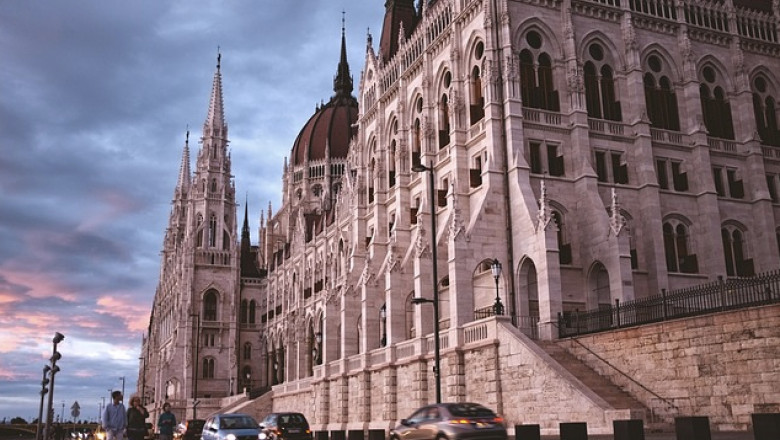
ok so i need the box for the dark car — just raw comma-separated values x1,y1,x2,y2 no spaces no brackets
174,419,205,440
258,412,311,440
389,402,507,440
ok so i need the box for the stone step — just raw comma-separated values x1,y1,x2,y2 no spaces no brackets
535,341,646,411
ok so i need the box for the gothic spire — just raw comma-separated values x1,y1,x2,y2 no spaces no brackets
175,129,191,197
333,12,354,101
241,196,250,243
204,50,227,136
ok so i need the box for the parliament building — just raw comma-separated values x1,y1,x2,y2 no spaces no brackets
139,0,780,435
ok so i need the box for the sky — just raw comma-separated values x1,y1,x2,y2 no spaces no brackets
0,0,382,423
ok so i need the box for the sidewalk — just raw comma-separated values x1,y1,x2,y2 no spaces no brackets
529,432,754,440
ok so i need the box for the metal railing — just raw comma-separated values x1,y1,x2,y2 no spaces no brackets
559,270,780,337
475,307,540,339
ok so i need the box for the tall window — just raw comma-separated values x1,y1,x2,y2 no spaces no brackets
439,89,451,149
529,141,564,176
240,300,248,324
663,221,697,273
583,43,621,121
209,214,217,247
519,31,560,111
700,66,734,139
722,226,754,277
656,158,689,192
594,150,628,184
203,290,218,321
752,75,780,146
249,300,256,324
643,55,680,131
470,65,485,124
552,210,572,265
202,358,215,379
243,342,252,360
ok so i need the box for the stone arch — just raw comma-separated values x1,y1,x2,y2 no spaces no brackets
586,260,612,310
516,255,539,319
471,258,501,317
640,44,682,82
512,17,564,59
579,30,625,70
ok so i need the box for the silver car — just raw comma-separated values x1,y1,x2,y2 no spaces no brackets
201,414,261,440
390,402,507,440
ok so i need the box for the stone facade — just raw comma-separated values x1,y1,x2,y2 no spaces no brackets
138,0,780,435
561,304,780,431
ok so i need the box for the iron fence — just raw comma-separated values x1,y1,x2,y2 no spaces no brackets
474,306,540,340
558,270,780,338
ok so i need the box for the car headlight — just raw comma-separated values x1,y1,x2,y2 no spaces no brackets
258,434,267,440
225,434,236,440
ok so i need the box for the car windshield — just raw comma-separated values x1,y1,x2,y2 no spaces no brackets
188,421,205,431
220,416,257,429
277,414,306,426
446,403,496,418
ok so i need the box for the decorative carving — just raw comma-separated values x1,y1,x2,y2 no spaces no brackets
609,188,626,237
536,180,552,233
448,182,465,241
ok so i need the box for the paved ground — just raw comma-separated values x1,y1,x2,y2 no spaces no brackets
527,432,755,440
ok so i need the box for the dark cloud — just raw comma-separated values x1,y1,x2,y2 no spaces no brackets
0,0,382,421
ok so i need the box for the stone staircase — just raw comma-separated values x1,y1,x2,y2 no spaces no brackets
535,340,651,419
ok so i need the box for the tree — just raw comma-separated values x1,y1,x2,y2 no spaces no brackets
10,417,28,424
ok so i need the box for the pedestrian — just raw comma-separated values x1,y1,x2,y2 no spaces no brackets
102,391,126,440
156,403,176,440
126,395,149,440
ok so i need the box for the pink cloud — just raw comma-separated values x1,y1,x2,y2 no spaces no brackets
0,267,79,302
96,296,150,333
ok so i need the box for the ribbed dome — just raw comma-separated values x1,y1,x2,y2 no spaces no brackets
290,24,358,166
291,97,358,166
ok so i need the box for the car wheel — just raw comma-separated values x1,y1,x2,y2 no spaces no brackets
435,435,448,440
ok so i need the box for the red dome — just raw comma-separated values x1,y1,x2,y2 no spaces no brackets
291,97,358,166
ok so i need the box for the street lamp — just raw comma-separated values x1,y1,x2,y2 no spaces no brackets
36,365,51,440
491,259,504,316
411,160,442,404
379,304,387,347
43,332,64,440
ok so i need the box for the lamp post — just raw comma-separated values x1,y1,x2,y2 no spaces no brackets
189,313,200,418
229,377,234,396
43,332,64,440
411,160,442,404
36,365,51,440
245,372,251,393
118,377,125,401
491,259,504,315
379,304,387,347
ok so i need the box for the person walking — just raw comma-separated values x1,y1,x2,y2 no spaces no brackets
156,403,176,440
102,391,126,440
126,396,149,440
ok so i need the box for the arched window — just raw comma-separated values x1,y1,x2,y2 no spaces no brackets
249,300,256,324
752,75,780,146
389,140,397,188
663,221,698,273
470,65,485,124
518,29,560,111
412,118,422,167
551,210,572,265
583,43,622,121
643,54,680,131
223,230,230,251
439,93,450,148
210,178,217,193
243,342,251,360
203,290,218,321
722,226,754,277
700,66,734,139
196,214,204,247
202,358,215,379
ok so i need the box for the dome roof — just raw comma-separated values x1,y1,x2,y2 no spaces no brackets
291,97,358,166
290,25,358,166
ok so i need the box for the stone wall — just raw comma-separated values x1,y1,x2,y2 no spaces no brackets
560,304,780,431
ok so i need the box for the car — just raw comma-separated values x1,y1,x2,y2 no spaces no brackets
258,412,311,440
389,402,507,440
174,419,205,440
201,414,260,440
